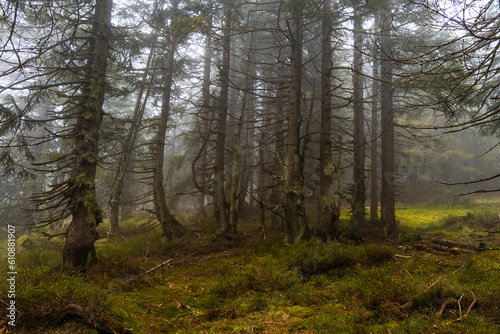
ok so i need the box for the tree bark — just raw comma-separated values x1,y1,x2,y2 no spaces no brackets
317,0,338,241
194,19,213,221
239,71,256,211
380,6,396,232
258,128,267,233
63,0,112,271
270,45,286,232
228,31,255,233
284,8,308,243
152,0,184,239
352,9,366,227
214,0,232,231
370,47,379,223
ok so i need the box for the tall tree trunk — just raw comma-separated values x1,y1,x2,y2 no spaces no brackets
63,0,112,271
239,76,255,211
258,127,269,235
317,0,338,241
195,19,213,221
228,125,243,234
109,42,155,236
270,54,286,232
284,10,308,243
120,161,136,219
228,32,255,233
214,0,232,231
380,7,396,232
152,0,184,239
370,49,379,223
352,9,366,227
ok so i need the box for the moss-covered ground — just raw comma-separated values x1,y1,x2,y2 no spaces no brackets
1,199,500,333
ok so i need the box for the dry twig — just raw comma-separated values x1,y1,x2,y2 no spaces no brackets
448,290,477,324
401,267,412,277
436,298,455,319
394,254,412,259
425,275,444,291
123,248,207,288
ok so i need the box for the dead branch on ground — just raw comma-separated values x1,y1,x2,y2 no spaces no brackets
483,229,500,234
448,290,477,324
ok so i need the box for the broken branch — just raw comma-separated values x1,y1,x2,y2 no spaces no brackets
448,290,477,324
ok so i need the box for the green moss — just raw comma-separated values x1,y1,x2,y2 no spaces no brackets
69,171,94,188
83,190,103,226
5,202,500,333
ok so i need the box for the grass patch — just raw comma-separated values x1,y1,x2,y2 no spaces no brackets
397,201,500,240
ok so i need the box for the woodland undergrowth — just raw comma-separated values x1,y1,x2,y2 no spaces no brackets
0,202,500,333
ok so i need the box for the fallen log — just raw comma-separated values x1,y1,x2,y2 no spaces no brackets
483,229,500,234
430,238,487,251
414,242,475,255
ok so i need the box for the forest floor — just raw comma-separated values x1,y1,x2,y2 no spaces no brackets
1,198,500,333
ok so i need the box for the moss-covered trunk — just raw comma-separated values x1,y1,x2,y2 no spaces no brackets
284,12,308,244
63,0,112,271
317,0,338,241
